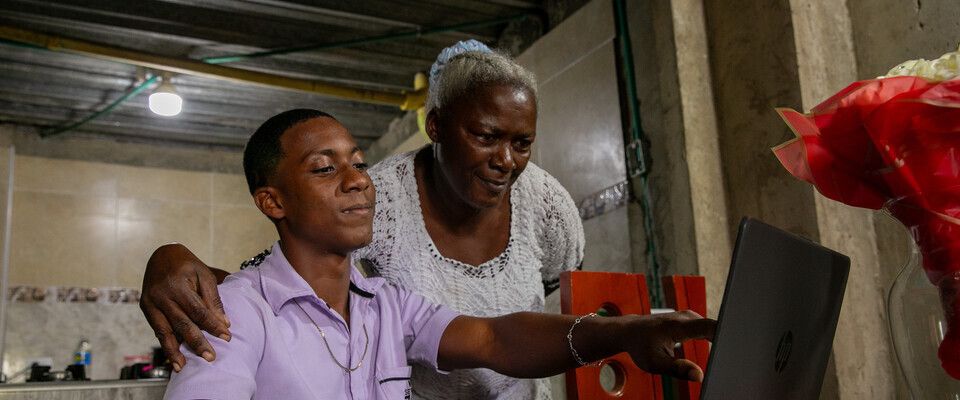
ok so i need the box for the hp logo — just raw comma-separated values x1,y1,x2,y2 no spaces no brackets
775,331,793,373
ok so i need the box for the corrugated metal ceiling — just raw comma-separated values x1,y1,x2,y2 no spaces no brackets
0,0,544,149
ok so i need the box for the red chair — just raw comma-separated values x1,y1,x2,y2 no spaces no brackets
560,271,709,400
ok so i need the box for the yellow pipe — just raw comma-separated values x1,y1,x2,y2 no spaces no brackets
411,72,432,142
0,25,427,110
401,72,428,111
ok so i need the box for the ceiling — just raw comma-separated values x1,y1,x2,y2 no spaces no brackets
0,0,545,150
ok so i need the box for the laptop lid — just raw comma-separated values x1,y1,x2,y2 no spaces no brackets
700,217,850,400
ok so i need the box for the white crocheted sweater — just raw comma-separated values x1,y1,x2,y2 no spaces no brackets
355,150,585,400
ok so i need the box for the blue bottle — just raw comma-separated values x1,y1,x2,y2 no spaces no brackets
73,339,91,367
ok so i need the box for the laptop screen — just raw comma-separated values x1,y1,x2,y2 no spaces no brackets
700,218,849,400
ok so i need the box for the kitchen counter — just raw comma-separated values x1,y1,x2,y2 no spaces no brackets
0,380,165,400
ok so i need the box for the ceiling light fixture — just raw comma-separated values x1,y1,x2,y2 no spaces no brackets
148,73,182,117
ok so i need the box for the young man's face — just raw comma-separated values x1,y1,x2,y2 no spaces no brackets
264,117,375,254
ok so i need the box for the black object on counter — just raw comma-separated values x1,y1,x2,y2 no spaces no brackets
65,364,87,381
24,363,88,382
119,347,172,380
26,365,49,382
151,347,166,367
25,365,80,382
119,362,170,380
119,365,134,380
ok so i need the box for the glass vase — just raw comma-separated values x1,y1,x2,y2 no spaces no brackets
887,214,960,399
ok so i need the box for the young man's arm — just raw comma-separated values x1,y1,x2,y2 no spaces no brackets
437,311,715,381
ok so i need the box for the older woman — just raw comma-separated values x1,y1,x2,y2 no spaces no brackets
141,41,584,399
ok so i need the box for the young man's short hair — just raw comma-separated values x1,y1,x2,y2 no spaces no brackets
243,109,334,194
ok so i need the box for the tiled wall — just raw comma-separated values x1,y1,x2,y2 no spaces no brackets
9,155,277,288
3,153,278,380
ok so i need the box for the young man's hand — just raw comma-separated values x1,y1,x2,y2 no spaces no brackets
619,311,716,382
140,244,230,371
439,310,716,380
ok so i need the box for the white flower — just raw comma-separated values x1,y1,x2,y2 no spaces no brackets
882,45,960,81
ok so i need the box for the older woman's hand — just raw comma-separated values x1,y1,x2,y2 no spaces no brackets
140,244,230,371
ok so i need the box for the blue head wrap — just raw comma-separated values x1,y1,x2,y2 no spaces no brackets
429,40,493,91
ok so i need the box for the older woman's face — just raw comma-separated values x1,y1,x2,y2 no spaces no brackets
428,84,537,209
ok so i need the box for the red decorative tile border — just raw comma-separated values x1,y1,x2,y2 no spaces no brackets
7,286,141,304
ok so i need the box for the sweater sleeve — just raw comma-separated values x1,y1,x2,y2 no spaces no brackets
536,170,585,293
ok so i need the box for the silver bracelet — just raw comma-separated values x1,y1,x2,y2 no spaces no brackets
567,312,598,366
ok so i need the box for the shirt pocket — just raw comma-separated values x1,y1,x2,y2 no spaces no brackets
376,365,412,400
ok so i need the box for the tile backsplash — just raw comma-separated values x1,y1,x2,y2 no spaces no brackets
3,301,156,381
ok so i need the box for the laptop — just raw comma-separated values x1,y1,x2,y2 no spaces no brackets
700,217,850,400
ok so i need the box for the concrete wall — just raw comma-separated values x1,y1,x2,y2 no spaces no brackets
694,0,946,397
517,0,633,275
704,0,819,239
847,0,960,79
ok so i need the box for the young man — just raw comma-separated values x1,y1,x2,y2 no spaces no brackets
163,109,715,399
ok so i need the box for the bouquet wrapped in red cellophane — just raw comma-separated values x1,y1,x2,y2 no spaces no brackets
774,47,960,378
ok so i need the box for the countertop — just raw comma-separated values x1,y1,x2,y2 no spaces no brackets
0,380,166,400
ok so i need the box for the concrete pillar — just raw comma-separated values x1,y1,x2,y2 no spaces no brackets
789,1,897,398
703,0,897,397
665,0,731,317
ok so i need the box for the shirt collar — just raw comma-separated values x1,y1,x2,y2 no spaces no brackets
258,242,384,315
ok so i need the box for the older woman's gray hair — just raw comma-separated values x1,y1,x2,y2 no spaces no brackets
427,41,538,113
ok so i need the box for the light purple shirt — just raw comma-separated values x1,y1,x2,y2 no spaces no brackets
163,242,459,400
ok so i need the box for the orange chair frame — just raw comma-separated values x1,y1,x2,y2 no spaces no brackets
560,271,709,400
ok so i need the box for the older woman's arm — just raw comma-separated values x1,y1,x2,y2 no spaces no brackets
141,244,232,370
536,170,585,296
437,311,715,381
